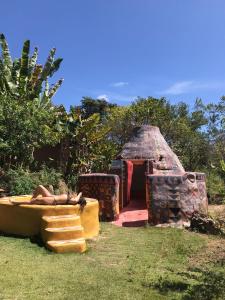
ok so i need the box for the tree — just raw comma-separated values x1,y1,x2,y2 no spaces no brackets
79,97,117,120
57,106,111,180
0,33,63,102
0,34,64,169
0,94,61,169
194,98,225,167
107,97,210,171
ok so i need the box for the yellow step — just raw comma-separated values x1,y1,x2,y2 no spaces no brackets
43,226,84,241
42,215,81,228
42,206,79,217
47,238,86,253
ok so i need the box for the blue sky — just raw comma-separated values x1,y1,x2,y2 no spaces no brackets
1,0,225,108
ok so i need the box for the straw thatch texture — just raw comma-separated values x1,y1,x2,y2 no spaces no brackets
118,125,184,173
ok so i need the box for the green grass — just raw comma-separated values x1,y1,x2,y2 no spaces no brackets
0,223,224,300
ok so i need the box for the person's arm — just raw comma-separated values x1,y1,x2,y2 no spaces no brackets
68,192,82,204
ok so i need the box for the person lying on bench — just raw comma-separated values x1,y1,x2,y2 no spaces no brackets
10,185,85,206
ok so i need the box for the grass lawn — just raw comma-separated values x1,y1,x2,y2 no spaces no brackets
0,222,225,300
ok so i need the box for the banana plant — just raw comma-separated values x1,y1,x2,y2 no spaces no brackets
0,33,63,102
60,108,111,175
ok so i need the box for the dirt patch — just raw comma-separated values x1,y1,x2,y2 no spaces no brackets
208,204,225,218
189,237,225,268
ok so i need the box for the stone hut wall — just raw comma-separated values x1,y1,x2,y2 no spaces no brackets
146,172,208,224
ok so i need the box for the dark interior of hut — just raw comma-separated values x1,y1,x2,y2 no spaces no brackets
130,162,147,209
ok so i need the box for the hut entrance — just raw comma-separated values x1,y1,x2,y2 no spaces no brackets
130,161,146,208
113,159,148,227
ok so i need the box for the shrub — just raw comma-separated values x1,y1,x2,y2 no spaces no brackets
66,173,79,192
0,166,64,196
183,269,225,300
4,168,35,195
205,171,225,204
34,166,63,188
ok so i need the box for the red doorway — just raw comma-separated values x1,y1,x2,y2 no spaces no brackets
113,160,148,227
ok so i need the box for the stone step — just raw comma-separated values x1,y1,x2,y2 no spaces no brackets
43,226,84,241
47,238,86,253
42,215,81,228
42,206,79,217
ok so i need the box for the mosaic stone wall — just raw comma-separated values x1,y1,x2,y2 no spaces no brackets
78,174,120,221
146,172,208,224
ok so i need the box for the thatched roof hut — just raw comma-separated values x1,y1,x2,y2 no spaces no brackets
117,125,184,173
78,125,208,225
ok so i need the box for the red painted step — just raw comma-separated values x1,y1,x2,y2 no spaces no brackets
112,200,148,227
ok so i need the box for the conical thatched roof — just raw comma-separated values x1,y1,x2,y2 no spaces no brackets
117,125,184,172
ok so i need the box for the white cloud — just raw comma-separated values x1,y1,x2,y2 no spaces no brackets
160,80,225,95
97,94,109,101
111,81,129,87
96,92,136,103
162,81,193,95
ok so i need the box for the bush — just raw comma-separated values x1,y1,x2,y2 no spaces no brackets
0,166,64,196
3,169,35,195
183,268,225,300
66,173,79,192
205,171,225,204
34,166,63,189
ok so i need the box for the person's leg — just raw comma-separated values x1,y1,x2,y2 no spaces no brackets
28,194,70,205
10,192,83,206
9,196,55,205
32,185,52,198
32,193,82,205
30,196,55,205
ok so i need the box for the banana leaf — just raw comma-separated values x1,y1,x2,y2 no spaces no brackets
48,78,63,98
30,64,42,87
11,59,20,84
40,47,56,80
41,79,50,102
0,59,5,93
28,47,38,77
0,33,13,69
19,40,30,95
34,48,56,95
49,58,63,77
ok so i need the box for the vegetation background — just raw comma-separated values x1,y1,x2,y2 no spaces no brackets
0,34,224,203
0,34,225,300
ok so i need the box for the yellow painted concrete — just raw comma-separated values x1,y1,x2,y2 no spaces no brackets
47,238,87,253
0,196,99,253
43,226,84,241
42,215,81,228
